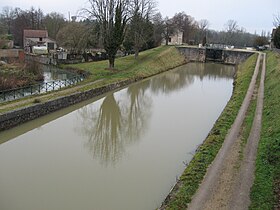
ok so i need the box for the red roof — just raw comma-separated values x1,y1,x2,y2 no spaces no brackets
23,30,48,38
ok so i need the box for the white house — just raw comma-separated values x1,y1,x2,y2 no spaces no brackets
163,31,183,45
23,29,57,53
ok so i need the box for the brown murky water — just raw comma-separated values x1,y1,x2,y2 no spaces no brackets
0,63,235,210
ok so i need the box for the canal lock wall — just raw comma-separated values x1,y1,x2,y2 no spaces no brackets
177,47,254,65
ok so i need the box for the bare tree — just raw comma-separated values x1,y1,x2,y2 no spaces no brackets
198,19,209,45
56,22,88,52
151,12,165,46
163,17,176,45
224,19,239,45
82,0,130,69
0,7,15,34
199,19,209,31
43,12,66,39
172,12,197,44
129,0,157,59
273,13,280,27
225,19,238,33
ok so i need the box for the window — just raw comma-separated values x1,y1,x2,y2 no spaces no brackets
39,37,42,41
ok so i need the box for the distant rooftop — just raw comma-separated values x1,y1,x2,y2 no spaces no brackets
23,30,48,38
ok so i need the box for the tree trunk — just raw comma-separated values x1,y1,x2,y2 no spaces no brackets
109,56,115,69
134,48,139,59
165,37,169,45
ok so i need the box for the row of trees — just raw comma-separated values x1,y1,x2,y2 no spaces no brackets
0,2,272,68
0,7,65,46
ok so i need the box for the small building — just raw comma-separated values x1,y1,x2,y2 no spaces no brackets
167,31,183,45
23,29,57,53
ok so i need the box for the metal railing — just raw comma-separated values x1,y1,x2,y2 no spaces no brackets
0,74,86,102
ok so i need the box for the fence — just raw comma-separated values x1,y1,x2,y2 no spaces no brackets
0,75,85,102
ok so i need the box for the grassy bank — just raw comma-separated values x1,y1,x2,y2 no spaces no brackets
161,54,258,209
66,46,185,84
250,51,280,210
0,61,43,90
0,46,185,113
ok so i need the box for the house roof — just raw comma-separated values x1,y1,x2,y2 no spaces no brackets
23,29,48,38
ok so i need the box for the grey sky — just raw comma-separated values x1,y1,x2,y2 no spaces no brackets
1,0,279,34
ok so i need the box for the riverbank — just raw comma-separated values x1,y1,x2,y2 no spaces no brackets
250,51,280,210
0,46,186,129
160,53,258,209
0,61,43,90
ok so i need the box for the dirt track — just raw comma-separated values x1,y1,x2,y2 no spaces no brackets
187,53,265,210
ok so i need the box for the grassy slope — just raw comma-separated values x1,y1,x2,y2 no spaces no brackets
163,54,258,209
67,46,185,82
250,51,280,210
0,46,185,113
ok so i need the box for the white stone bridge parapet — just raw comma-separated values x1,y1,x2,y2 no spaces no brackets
176,46,254,65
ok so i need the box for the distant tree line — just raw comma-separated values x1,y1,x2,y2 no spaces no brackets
0,3,272,68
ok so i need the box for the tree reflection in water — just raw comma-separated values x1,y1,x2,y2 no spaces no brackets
76,63,235,166
124,81,152,143
77,81,152,166
150,65,195,95
77,93,125,166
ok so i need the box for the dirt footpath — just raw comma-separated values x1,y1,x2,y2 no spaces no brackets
187,53,265,210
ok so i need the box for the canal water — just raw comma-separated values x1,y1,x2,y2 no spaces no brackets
42,65,77,82
0,63,235,210
0,65,82,102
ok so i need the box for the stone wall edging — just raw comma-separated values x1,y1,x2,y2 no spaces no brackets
0,78,139,131
177,47,253,64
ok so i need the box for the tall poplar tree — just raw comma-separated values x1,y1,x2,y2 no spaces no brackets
83,0,129,69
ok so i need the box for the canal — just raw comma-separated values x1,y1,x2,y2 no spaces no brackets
0,62,235,210
42,65,77,82
0,65,82,102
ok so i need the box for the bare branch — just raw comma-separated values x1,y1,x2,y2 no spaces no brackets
273,13,280,27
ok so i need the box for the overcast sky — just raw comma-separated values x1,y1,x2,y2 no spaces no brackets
1,0,279,34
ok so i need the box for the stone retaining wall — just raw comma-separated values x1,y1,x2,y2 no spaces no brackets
0,78,138,131
0,49,24,62
177,47,253,64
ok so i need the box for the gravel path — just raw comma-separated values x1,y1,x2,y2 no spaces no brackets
187,53,265,210
229,53,266,209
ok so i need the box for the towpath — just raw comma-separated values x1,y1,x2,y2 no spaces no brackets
187,53,266,210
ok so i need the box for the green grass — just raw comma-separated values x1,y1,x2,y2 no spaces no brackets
249,51,280,210
162,54,258,209
66,46,186,82
0,46,186,113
